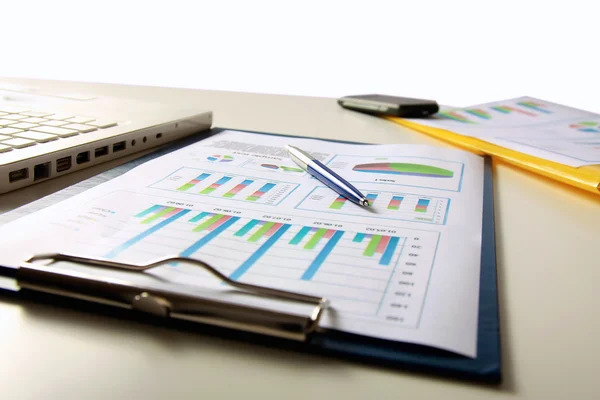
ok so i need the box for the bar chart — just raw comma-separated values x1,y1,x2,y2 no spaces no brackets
438,101,554,124
149,167,299,206
63,192,440,328
297,186,450,225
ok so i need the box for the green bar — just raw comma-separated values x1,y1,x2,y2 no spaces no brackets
387,205,399,210
177,183,194,191
200,187,216,195
141,207,175,224
280,166,304,173
246,196,259,201
193,214,223,232
363,235,382,256
248,222,275,242
330,200,345,210
304,228,327,250
222,193,235,198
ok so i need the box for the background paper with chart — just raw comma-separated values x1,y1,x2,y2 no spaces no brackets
0,130,484,357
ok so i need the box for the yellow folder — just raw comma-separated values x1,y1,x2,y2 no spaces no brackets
388,117,600,196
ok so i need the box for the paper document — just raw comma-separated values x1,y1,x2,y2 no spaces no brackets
414,96,600,167
0,131,485,357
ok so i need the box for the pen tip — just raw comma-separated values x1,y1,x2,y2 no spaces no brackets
361,199,370,207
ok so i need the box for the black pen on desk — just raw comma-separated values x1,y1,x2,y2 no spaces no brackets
286,145,370,207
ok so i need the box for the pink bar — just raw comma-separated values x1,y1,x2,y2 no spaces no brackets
229,183,247,195
506,106,536,117
264,222,283,237
207,215,232,231
251,191,266,197
163,207,183,219
190,179,200,184
323,229,335,239
375,236,390,254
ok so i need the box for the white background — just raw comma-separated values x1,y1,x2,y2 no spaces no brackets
1,0,598,112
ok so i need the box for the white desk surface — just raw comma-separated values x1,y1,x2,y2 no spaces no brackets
1,78,599,400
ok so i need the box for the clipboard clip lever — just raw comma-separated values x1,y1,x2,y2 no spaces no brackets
18,253,330,342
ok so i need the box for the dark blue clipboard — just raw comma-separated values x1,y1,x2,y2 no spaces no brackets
0,128,501,383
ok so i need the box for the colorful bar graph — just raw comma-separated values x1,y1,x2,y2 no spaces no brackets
139,206,181,224
387,195,403,210
366,193,378,204
177,173,211,192
193,214,226,232
248,221,276,242
234,219,260,237
415,198,430,213
223,179,253,198
189,211,211,223
289,226,311,245
380,236,400,266
517,101,552,114
229,224,292,280
465,109,492,120
135,204,163,218
246,183,276,201
375,235,390,254
180,216,241,258
438,111,474,123
491,105,536,117
330,195,347,209
305,228,328,250
301,230,345,280
363,235,382,257
200,176,232,195
353,233,365,243
105,207,191,258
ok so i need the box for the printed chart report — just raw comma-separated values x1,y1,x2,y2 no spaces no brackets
416,96,600,166
0,130,485,358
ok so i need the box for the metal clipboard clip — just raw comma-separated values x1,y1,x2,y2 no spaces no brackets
18,253,330,341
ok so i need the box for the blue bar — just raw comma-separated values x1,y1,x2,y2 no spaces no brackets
105,209,191,258
189,211,211,223
179,217,240,258
379,236,400,266
215,176,233,185
258,182,276,192
366,193,378,201
240,179,254,185
417,199,430,207
301,230,344,281
135,204,163,218
289,226,311,245
353,233,365,243
229,224,291,280
196,173,211,180
235,219,260,237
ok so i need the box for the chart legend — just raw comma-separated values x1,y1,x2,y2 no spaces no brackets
150,167,299,206
297,186,450,225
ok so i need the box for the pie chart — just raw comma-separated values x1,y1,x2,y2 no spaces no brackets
352,163,453,178
207,154,234,162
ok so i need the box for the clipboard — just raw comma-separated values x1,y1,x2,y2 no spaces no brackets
0,128,501,383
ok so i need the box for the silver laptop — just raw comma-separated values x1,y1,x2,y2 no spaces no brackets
0,85,212,194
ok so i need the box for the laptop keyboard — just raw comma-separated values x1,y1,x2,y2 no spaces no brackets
0,105,117,153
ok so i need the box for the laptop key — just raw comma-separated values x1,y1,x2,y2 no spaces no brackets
0,127,25,135
14,131,57,143
62,123,97,133
66,116,95,124
0,119,17,127
10,122,39,130
2,114,28,121
2,138,36,148
0,134,12,141
87,120,118,129
20,111,54,117
31,125,79,138
21,117,48,124
41,120,70,127
0,144,12,153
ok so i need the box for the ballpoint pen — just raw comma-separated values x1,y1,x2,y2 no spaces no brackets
286,145,370,207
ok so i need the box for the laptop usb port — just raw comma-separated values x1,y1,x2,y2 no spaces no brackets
113,141,126,152
76,151,90,164
34,162,51,181
94,146,109,158
56,156,72,172
9,168,29,183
